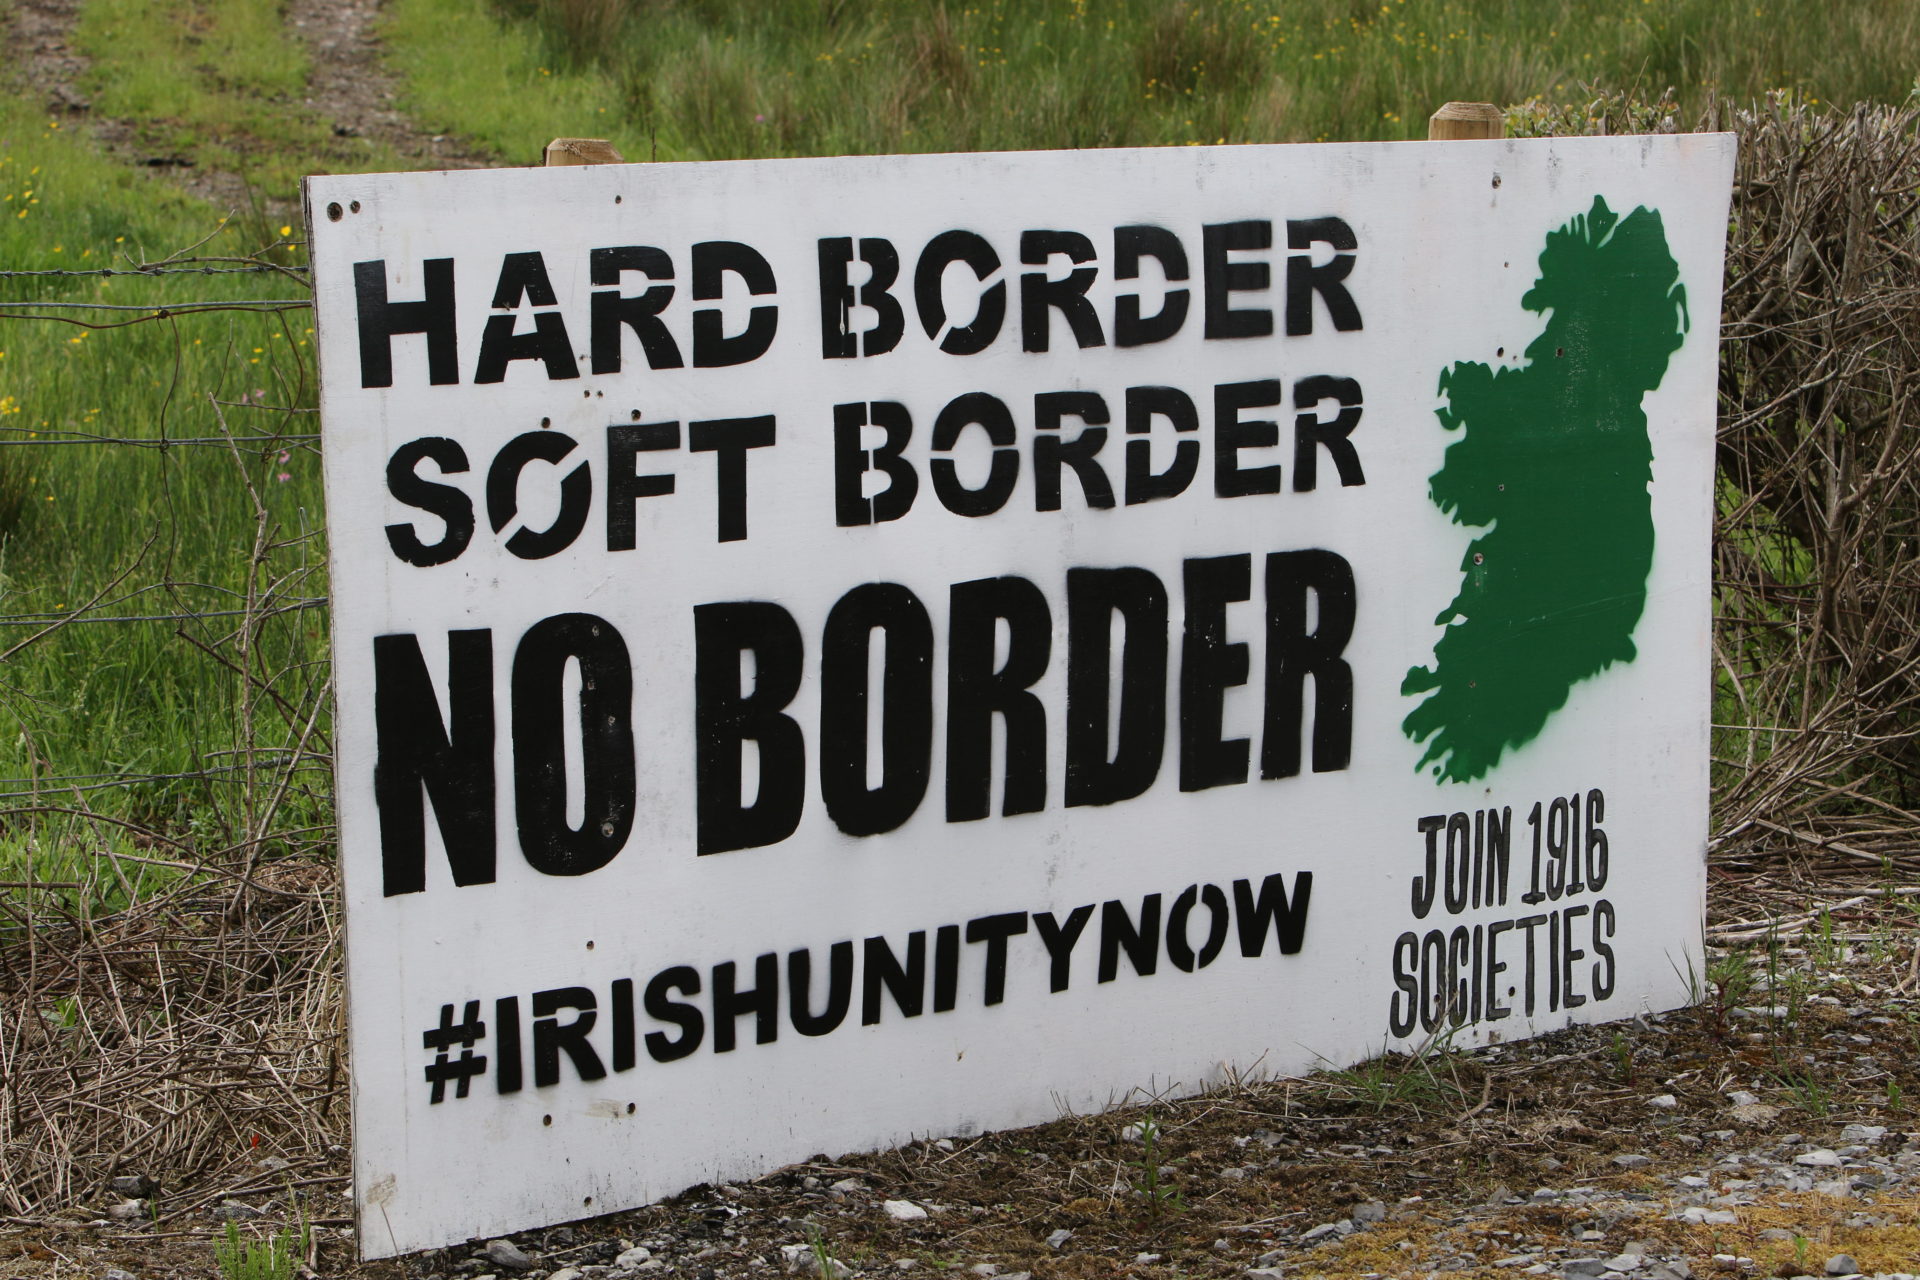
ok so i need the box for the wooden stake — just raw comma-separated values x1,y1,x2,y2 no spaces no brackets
1427,102,1503,141
544,137,625,166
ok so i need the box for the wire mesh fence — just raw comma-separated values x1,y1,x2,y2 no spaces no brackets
2,95,1918,1220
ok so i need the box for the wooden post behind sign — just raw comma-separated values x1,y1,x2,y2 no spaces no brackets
544,137,625,166
1428,102,1503,141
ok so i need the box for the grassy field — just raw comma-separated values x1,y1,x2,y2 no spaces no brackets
0,79,326,899
391,0,1920,161
0,0,1915,905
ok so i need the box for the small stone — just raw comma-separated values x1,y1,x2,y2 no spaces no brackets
1726,1090,1759,1107
1045,1229,1072,1249
1647,1094,1678,1109
1825,1257,1861,1277
895,1261,919,1271
108,1176,158,1199
1531,1187,1564,1201
1351,1200,1387,1223
614,1248,652,1270
883,1200,927,1222
1561,1261,1609,1278
780,1245,852,1280
1483,1184,1517,1206
1300,1222,1342,1241
1705,1210,1738,1225
1841,1124,1888,1145
550,1270,583,1280
1120,1123,1148,1142
485,1240,535,1272
831,1178,864,1193
1815,1179,1853,1199
1255,1249,1287,1266
103,1271,139,1280
1795,1149,1843,1167
1612,1154,1652,1169
1604,1256,1643,1272
933,1139,954,1152
1244,1270,1287,1280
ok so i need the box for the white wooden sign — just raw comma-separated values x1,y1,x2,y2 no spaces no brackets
306,134,1733,1257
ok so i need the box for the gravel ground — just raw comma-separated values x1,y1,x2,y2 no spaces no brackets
10,902,1920,1280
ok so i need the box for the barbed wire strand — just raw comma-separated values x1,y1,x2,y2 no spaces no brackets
0,600,327,628
0,299,313,312
0,435,320,448
0,265,310,279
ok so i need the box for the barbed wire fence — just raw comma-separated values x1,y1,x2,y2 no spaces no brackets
0,243,347,1220
1,94,1919,1223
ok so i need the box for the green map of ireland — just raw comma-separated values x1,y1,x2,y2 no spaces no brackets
1402,195,1689,783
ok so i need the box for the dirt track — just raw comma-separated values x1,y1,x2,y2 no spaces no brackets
3,0,492,218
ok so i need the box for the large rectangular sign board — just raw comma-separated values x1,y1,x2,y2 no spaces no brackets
306,134,1734,1257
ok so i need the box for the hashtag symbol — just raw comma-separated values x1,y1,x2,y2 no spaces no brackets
422,1000,488,1104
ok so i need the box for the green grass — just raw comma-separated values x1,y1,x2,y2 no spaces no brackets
0,86,328,863
214,1215,309,1280
391,0,1920,162
383,0,621,164
1,0,1917,911
1318,1032,1470,1116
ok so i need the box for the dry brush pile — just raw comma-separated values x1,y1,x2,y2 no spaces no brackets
1710,99,1920,867
2,95,1919,1223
